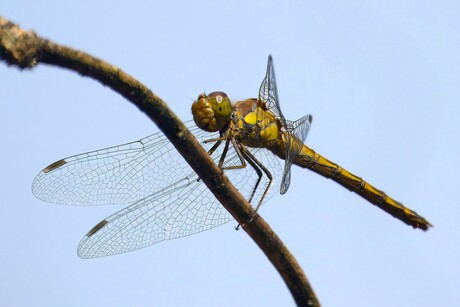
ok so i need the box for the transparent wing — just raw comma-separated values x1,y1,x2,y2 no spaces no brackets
32,122,218,206
77,170,226,258
280,115,313,194
77,141,282,258
258,55,286,125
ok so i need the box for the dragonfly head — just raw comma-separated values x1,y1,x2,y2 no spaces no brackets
191,91,233,132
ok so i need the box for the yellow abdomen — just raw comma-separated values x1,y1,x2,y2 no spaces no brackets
294,145,432,230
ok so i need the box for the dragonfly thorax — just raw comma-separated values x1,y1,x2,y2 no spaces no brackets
232,99,281,149
191,92,233,132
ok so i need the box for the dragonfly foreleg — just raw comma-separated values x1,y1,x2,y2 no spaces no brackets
206,139,223,157
204,136,226,143
196,138,224,182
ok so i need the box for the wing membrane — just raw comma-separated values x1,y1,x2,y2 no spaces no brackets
258,55,286,125
33,122,218,206
280,115,313,194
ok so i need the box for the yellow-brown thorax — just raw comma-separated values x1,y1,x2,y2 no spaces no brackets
231,98,283,150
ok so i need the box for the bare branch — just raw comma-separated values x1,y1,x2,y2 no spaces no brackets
0,17,320,306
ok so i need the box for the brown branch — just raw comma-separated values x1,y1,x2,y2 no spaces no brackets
0,17,320,306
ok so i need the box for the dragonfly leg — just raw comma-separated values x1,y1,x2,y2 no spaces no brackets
220,137,247,171
206,136,274,228
205,126,234,159
203,136,227,144
243,148,273,215
240,149,263,204
211,136,248,170
207,139,222,156
234,144,273,229
196,139,224,183
203,125,231,156
217,138,231,168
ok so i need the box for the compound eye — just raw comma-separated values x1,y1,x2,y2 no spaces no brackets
208,91,228,103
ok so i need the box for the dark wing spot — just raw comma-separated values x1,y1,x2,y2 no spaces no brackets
43,159,67,173
86,220,108,237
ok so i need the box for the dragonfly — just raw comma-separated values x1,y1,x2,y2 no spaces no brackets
33,56,432,258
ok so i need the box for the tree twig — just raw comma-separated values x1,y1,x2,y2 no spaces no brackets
0,17,320,306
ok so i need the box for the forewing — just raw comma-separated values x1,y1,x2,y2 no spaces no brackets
258,55,286,125
32,122,218,206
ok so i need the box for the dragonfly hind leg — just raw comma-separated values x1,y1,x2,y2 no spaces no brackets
234,148,265,230
234,146,273,230
204,135,273,227
242,148,273,216
221,139,272,208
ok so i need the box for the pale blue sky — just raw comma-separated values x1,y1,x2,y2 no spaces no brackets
1,1,459,306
